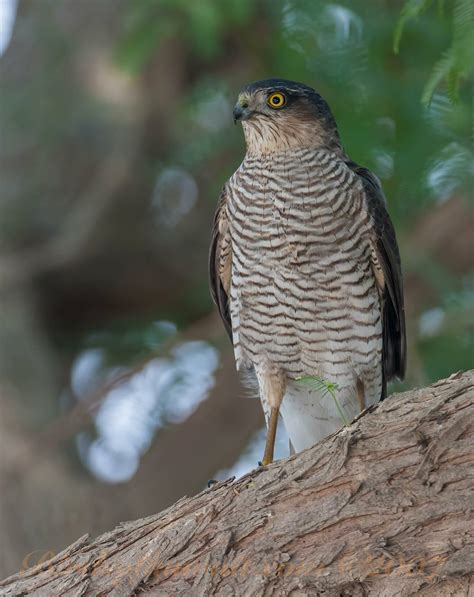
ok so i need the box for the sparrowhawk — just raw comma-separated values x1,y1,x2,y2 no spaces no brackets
209,79,406,465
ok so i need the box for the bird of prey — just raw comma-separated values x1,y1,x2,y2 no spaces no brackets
209,79,406,465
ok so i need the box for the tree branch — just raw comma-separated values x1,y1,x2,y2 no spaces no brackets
2,371,473,596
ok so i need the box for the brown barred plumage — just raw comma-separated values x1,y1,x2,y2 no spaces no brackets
209,79,406,462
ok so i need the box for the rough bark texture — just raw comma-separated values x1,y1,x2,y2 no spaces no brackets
1,371,473,596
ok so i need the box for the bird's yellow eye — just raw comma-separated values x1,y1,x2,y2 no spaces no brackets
267,92,286,109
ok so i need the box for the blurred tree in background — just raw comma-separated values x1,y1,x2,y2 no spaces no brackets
0,0,472,578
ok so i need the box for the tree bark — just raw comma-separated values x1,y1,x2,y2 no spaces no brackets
2,371,473,596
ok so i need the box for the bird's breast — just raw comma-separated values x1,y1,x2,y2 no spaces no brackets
227,148,369,273
226,148,382,405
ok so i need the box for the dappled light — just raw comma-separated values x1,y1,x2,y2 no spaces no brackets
0,0,17,56
75,340,219,483
152,167,199,228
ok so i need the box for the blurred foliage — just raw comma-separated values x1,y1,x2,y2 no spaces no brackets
84,320,178,366
394,0,474,104
419,295,474,380
117,0,257,72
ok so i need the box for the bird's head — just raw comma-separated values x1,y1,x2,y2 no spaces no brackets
233,79,341,156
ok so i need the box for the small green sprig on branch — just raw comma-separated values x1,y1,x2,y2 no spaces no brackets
296,375,349,426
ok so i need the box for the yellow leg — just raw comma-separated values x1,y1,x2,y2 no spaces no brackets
261,406,279,466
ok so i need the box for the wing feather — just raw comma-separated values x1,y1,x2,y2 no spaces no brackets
209,186,233,340
347,161,407,394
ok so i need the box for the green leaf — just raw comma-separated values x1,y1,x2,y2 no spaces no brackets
422,49,456,105
396,0,474,103
452,0,474,67
394,0,434,53
116,0,176,73
296,375,349,426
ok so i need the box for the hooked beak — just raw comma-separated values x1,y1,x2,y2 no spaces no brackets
233,102,251,124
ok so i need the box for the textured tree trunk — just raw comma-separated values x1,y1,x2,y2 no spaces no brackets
1,371,473,596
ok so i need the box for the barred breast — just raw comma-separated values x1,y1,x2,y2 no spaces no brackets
227,147,383,447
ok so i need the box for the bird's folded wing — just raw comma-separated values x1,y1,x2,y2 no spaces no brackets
347,161,407,386
209,186,233,340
